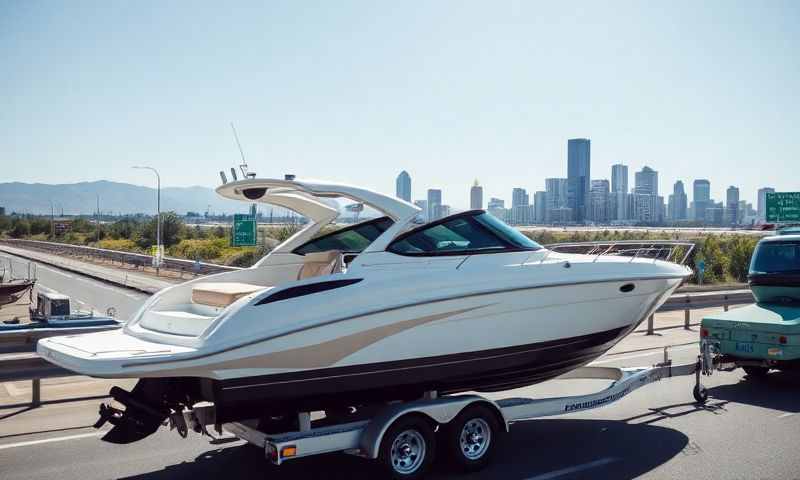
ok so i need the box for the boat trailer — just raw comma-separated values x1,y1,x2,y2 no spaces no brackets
166,340,722,478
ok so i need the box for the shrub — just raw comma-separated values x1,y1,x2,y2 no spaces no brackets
97,239,140,252
168,238,228,262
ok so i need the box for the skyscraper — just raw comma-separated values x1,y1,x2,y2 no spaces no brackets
668,181,688,220
413,199,427,222
534,191,547,223
510,188,531,225
726,186,740,225
634,166,658,195
567,138,590,223
545,178,569,223
395,171,411,202
611,164,629,221
693,179,711,222
427,189,442,221
470,180,483,210
611,164,628,194
757,187,775,222
589,179,610,223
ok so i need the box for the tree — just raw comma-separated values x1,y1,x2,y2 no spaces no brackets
139,211,185,248
9,219,31,238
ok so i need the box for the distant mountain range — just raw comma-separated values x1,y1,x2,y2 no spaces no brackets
0,180,284,216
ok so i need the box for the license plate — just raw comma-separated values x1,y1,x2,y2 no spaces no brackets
735,342,754,353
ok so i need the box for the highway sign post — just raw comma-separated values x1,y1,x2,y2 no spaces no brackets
232,214,257,246
766,192,800,223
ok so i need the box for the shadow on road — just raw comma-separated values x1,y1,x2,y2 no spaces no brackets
708,370,800,413
118,419,688,480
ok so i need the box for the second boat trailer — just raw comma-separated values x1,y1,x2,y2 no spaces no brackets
169,340,722,479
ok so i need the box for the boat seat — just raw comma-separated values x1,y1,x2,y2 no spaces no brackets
297,250,343,280
191,282,267,308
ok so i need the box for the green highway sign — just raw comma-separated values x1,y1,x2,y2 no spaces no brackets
766,192,800,223
232,214,256,246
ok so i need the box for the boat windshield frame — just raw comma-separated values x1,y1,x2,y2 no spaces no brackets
386,210,542,257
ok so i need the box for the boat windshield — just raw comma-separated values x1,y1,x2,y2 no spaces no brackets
388,211,541,256
749,241,800,274
294,217,394,255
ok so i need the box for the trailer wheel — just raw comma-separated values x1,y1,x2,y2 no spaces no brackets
378,415,436,480
693,384,708,404
443,404,500,472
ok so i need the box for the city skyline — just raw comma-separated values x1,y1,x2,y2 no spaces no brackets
393,135,775,226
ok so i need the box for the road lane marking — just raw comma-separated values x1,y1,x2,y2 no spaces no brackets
525,457,618,480
776,412,795,419
0,431,103,450
591,344,697,365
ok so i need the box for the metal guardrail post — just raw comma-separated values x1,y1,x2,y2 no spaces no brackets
684,295,691,329
32,378,41,407
646,314,655,335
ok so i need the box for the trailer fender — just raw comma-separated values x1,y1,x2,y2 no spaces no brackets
359,394,507,459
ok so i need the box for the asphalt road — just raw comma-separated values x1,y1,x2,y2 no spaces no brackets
1,346,799,480
0,251,148,321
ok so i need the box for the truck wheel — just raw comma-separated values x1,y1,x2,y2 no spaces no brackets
743,366,769,378
378,415,436,480
693,384,709,404
443,404,501,472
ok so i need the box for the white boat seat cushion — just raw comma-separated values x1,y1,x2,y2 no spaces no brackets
191,282,266,308
297,250,342,280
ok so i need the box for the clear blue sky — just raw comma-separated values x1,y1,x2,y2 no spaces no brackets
2,1,798,208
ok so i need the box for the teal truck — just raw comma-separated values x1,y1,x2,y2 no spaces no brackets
701,229,800,377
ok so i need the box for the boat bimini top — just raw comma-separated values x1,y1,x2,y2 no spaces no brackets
215,177,421,262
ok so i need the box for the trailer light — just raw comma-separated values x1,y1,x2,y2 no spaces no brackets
701,329,709,338
779,336,787,345
768,348,783,357
281,445,297,458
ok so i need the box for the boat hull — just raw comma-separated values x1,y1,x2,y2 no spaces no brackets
206,324,632,422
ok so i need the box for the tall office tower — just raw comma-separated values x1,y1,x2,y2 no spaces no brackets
545,178,569,222
470,180,483,210
511,188,529,208
534,191,547,223
757,187,775,222
413,200,428,222
567,138,590,222
510,188,530,225
634,166,659,195
668,181,688,220
611,164,628,193
395,171,411,202
427,189,442,221
693,179,711,221
589,179,610,223
487,197,508,222
726,186,740,225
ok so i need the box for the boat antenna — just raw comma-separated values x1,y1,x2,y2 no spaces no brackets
230,122,254,178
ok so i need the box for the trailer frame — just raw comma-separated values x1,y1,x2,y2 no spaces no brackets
170,340,720,477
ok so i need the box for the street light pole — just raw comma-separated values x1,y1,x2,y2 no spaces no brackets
133,166,161,271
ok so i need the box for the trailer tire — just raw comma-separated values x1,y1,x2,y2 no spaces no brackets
378,415,436,480
693,384,708,404
442,404,500,473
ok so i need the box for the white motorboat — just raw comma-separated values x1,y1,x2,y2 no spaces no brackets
37,176,692,444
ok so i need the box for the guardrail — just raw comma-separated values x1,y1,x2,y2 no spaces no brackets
0,289,756,408
0,238,238,276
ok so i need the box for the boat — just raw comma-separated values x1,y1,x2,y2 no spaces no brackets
0,278,35,308
701,228,800,376
37,176,692,444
